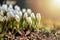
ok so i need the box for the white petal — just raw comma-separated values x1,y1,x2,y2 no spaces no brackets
26,17,32,24
7,12,14,18
2,4,7,11
9,4,13,9
22,8,26,13
0,10,3,16
14,5,20,11
8,8,14,12
14,10,22,17
27,9,32,15
4,16,7,21
24,12,28,19
19,11,22,17
36,13,41,20
0,16,4,21
31,12,35,19
15,15,20,22
14,10,19,14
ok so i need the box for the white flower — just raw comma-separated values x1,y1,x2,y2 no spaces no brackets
24,12,28,19
22,8,26,13
7,12,14,18
9,4,13,9
14,10,22,17
0,15,4,22
2,4,7,11
14,5,20,11
8,7,14,12
19,11,22,17
31,12,35,19
4,16,8,21
36,13,41,21
27,9,32,15
0,10,3,16
14,10,19,14
15,15,20,22
8,4,14,12
26,17,32,25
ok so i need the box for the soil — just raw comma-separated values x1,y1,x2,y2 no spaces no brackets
0,28,60,40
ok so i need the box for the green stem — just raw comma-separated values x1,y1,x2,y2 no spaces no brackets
19,14,23,30
12,19,15,33
2,21,6,32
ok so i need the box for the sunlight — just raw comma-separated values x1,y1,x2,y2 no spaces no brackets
52,0,60,8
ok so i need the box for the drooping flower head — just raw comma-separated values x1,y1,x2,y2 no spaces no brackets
8,4,14,12
27,9,32,15
26,17,32,25
14,5,20,11
14,14,20,22
36,13,41,22
18,11,22,17
0,15,4,22
31,12,35,19
0,10,3,16
2,4,8,11
9,4,13,9
14,10,22,18
22,8,26,13
24,12,28,19
7,11,14,20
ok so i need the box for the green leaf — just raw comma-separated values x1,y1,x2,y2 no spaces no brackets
12,19,15,33
19,16,23,30
43,27,48,32
0,34,4,38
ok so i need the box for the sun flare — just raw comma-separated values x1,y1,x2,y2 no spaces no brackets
52,0,60,8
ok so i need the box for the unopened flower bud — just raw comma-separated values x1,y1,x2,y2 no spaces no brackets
22,8,26,13
26,17,32,25
31,12,35,19
36,13,41,21
24,12,28,19
27,9,32,15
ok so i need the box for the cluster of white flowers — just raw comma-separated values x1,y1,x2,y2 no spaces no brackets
0,4,41,30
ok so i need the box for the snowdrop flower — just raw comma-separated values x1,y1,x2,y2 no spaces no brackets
7,12,14,19
18,11,22,17
24,12,28,19
14,5,20,11
27,9,32,15
4,16,7,21
14,10,19,14
36,13,41,29
26,17,32,25
9,4,13,9
36,13,41,21
15,15,20,22
22,8,26,13
2,4,7,11
8,7,14,12
31,12,35,19
0,10,3,16
14,10,22,17
7,4,14,12
0,15,4,22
